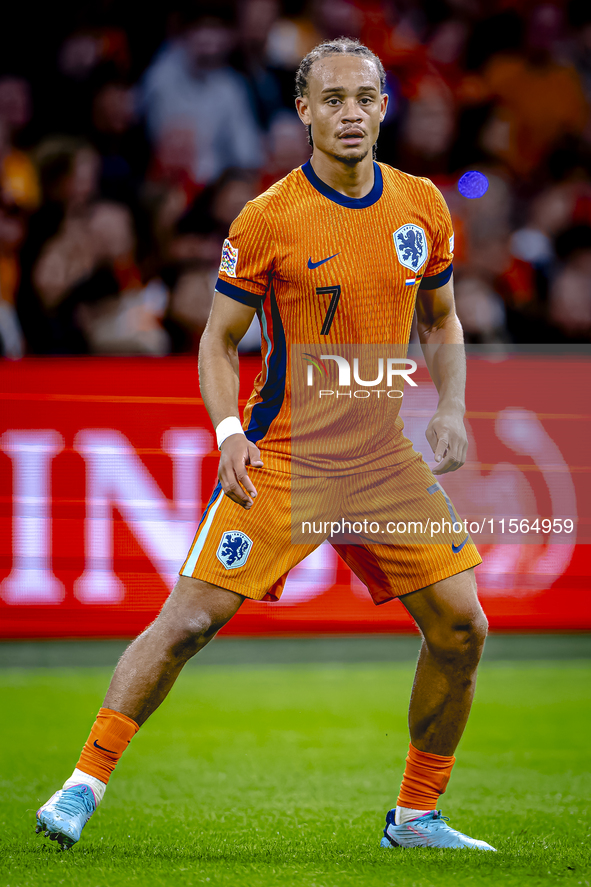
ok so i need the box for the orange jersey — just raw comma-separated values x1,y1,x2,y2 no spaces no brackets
215,161,454,458
183,163,480,602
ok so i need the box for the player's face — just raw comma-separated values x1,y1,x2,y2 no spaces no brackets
296,55,387,165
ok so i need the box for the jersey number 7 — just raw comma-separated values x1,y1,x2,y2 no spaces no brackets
316,285,341,335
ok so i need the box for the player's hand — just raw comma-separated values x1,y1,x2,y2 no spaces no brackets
218,434,263,508
425,409,468,475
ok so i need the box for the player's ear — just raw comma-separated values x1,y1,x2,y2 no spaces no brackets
295,96,311,126
379,92,389,123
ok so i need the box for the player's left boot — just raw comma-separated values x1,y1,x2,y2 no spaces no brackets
380,808,496,851
36,784,97,849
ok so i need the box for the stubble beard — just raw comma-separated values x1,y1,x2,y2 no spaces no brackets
331,146,371,167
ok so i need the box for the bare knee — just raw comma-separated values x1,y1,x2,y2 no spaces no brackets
145,606,227,664
146,577,242,663
167,610,221,661
424,608,488,670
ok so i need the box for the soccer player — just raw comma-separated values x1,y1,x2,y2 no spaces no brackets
36,38,495,852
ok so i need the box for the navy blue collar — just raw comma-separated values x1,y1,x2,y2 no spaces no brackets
301,159,383,209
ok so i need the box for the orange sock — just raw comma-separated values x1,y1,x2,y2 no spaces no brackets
77,707,139,785
397,743,456,810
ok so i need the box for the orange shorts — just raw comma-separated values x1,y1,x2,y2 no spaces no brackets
180,445,482,604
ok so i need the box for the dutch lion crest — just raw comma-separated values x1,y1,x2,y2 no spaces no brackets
216,531,253,569
393,224,428,272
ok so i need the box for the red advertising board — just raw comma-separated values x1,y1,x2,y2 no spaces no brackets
0,355,589,638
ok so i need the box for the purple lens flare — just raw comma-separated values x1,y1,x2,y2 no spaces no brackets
458,171,489,199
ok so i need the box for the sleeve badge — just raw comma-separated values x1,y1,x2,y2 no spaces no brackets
220,239,239,278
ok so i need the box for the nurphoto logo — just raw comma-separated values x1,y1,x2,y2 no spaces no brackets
302,353,418,399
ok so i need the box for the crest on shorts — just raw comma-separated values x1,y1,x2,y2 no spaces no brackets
216,531,252,569
220,238,238,278
393,224,428,272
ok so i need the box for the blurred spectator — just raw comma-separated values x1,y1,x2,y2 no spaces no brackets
0,145,28,309
76,204,168,355
549,224,591,340
449,170,513,278
312,0,363,41
143,125,207,299
0,296,24,357
233,0,285,129
0,77,38,210
258,110,310,192
396,77,456,178
3,0,591,358
460,5,589,180
141,12,263,184
17,137,102,353
454,276,509,345
40,27,132,136
147,125,203,209
0,77,39,312
16,137,167,354
510,179,580,273
506,156,591,340
0,76,36,358
88,77,150,208
569,0,591,106
426,18,470,94
447,169,547,342
163,168,259,352
58,30,130,82
267,7,321,72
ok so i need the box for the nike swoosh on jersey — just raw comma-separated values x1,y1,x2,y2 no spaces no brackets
451,535,469,553
308,253,340,269
94,739,116,753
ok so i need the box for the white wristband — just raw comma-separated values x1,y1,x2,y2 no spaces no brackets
216,416,245,449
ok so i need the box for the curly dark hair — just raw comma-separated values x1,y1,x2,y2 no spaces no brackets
295,37,386,150
295,37,386,98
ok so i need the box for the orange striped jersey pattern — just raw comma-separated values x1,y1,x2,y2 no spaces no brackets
215,160,454,460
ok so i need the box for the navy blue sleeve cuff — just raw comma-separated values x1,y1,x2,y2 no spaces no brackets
418,263,453,290
215,277,263,308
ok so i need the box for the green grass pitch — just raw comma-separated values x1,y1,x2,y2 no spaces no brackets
1,658,590,886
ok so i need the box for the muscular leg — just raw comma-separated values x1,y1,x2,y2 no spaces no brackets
103,576,244,726
382,568,496,848
400,567,487,756
35,577,243,846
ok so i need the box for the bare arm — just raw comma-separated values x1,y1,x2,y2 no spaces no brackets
33,221,96,309
199,291,263,508
416,276,467,475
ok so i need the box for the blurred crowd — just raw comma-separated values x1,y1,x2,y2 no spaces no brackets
2,0,591,357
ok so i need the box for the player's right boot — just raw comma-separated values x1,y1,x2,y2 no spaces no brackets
36,784,97,849
380,808,497,851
